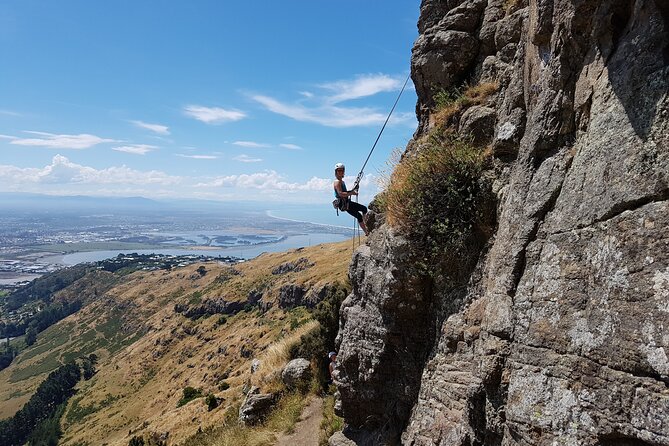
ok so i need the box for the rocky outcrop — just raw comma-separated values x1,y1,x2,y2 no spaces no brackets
272,257,314,275
334,0,669,444
174,297,246,319
281,358,312,389
238,386,276,425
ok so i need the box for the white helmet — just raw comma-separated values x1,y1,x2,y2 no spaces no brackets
334,163,345,170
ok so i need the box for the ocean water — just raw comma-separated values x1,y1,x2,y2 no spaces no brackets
45,232,349,265
265,203,362,229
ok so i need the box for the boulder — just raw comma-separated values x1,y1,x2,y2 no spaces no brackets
238,387,276,425
281,358,312,388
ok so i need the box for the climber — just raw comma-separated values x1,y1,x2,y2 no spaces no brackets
333,163,369,235
328,351,337,383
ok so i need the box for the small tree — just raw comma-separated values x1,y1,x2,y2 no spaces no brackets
25,326,37,347
205,393,218,411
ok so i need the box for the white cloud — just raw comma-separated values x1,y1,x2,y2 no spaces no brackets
4,131,117,149
131,120,170,135
0,155,179,185
198,170,331,192
184,105,247,124
233,154,263,163
279,143,303,150
232,141,271,148
112,144,157,155
320,74,405,104
177,154,218,159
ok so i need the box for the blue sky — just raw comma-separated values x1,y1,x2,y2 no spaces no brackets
0,1,419,204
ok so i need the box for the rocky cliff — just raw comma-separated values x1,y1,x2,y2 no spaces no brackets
332,0,668,444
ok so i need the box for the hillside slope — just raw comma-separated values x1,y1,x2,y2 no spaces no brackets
0,239,352,445
332,0,668,445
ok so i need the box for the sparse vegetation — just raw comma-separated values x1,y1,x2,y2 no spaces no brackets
382,134,494,275
0,240,353,445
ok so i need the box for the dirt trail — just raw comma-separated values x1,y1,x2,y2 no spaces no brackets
275,396,324,446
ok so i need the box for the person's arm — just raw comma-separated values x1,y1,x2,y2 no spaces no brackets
334,180,357,198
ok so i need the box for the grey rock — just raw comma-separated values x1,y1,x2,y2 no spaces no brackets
492,107,525,157
412,30,480,130
281,358,312,388
278,284,308,309
271,257,314,275
458,105,496,146
438,0,487,33
238,387,276,425
335,0,669,445
494,8,526,51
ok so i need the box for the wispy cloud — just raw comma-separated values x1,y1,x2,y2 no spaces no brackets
232,141,271,148
233,154,263,163
279,143,303,150
252,95,391,127
177,154,218,159
251,73,414,128
184,105,247,124
130,120,170,135
112,144,157,155
3,131,116,149
320,74,405,104
0,109,22,117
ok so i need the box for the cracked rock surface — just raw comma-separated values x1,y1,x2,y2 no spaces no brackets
333,0,669,444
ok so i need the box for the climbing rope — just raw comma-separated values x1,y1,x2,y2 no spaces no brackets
347,72,411,251
353,73,412,190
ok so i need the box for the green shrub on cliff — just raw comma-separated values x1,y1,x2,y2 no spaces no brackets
384,135,493,275
290,283,349,387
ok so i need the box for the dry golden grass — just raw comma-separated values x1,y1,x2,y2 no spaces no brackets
251,320,319,393
430,82,499,131
182,392,306,446
0,239,352,446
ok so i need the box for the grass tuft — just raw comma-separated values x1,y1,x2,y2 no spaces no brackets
431,82,498,130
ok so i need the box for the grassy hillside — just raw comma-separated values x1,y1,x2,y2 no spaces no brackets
0,239,352,445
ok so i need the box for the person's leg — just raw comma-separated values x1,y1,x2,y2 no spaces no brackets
346,202,369,235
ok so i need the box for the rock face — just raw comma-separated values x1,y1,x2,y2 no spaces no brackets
281,358,312,388
334,0,669,445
